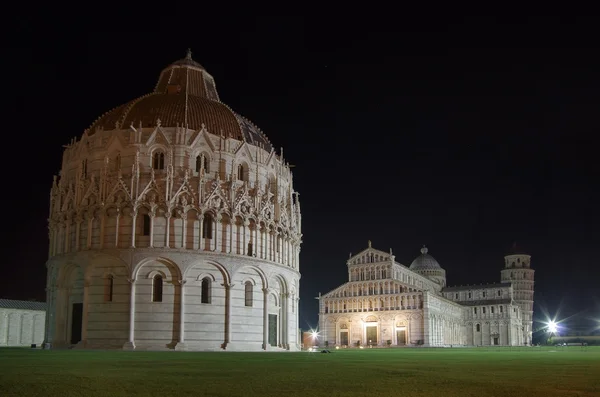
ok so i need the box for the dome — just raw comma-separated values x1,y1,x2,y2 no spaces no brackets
87,49,273,151
409,246,443,270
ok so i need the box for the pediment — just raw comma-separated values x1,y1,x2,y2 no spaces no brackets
234,141,254,162
105,134,126,153
189,124,216,152
348,245,393,265
146,126,171,147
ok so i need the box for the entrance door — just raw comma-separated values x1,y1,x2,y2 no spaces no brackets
268,314,277,346
366,326,377,345
396,328,406,345
340,331,349,346
493,337,499,346
70,303,83,344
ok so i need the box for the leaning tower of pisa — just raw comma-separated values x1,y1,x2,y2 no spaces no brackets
500,244,534,345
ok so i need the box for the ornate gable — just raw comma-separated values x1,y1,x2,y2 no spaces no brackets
137,173,164,205
106,177,132,205
348,243,393,265
234,141,254,162
203,179,230,212
233,183,254,216
189,124,216,152
171,170,197,208
81,175,99,206
146,126,171,147
259,191,275,221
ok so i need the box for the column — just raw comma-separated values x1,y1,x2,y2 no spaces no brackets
87,216,93,249
65,220,71,253
165,213,171,248
130,211,137,248
222,282,234,349
198,214,204,250
228,219,233,253
149,213,155,248
212,216,217,251
182,215,187,249
242,220,248,255
42,268,55,349
75,218,82,251
265,228,273,261
99,212,105,248
262,288,270,350
114,210,120,247
175,280,187,350
283,293,289,349
123,278,136,350
215,215,221,252
78,280,90,348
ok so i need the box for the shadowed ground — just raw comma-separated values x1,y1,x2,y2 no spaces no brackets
0,346,598,396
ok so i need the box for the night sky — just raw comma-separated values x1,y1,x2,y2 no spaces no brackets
5,16,600,339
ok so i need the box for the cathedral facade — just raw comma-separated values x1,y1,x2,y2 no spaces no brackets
43,51,302,351
318,242,534,347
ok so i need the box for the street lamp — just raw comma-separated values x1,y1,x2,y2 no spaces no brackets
547,321,558,334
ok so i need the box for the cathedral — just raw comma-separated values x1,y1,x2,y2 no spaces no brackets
317,242,534,347
43,50,302,351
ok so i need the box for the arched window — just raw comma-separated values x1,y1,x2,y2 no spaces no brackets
247,241,253,256
202,213,213,239
82,159,87,178
104,275,114,302
244,281,253,307
201,277,211,304
152,275,163,302
476,324,481,332
196,154,209,173
153,152,165,170
115,153,121,171
143,214,151,236
237,164,244,181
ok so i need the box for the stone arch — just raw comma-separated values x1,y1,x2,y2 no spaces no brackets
269,292,279,307
54,262,85,347
149,144,168,157
269,273,289,295
83,253,130,348
236,160,249,182
183,260,231,285
193,150,212,173
196,272,216,282
231,265,268,289
133,257,182,282
146,269,168,280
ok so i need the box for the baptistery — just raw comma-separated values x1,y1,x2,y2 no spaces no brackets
43,50,302,351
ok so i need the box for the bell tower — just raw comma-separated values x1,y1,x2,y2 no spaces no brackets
500,243,535,345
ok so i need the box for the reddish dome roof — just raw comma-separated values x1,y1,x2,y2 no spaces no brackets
87,49,273,150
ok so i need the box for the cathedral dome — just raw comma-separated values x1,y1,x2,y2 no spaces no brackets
409,246,443,270
87,49,273,151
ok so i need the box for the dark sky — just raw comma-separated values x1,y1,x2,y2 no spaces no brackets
5,16,600,337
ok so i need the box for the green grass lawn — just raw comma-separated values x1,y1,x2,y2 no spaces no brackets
0,347,599,397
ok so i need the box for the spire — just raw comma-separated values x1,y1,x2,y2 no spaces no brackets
421,245,428,255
